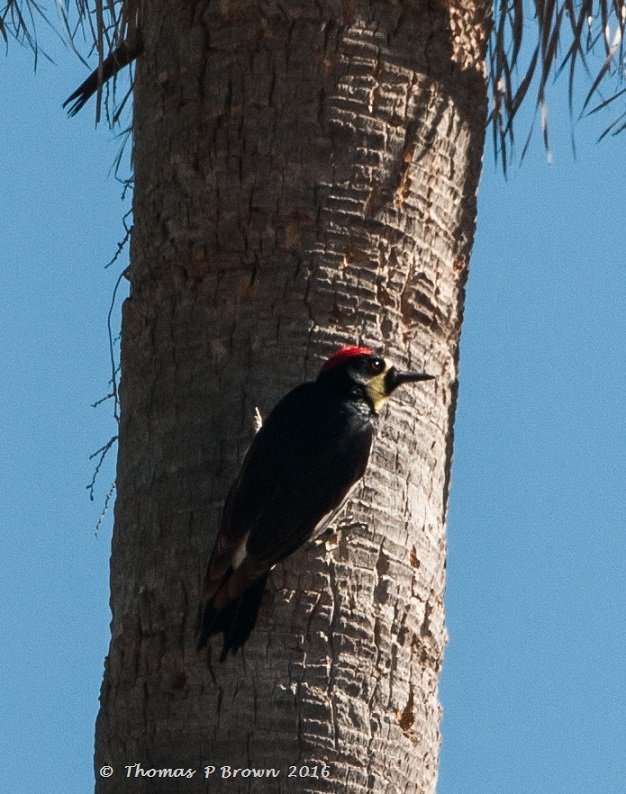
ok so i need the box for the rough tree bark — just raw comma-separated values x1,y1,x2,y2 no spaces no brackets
95,1,488,792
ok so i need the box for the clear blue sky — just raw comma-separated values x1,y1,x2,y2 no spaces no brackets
1,29,624,794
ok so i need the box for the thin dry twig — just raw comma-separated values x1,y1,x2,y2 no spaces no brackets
86,435,118,501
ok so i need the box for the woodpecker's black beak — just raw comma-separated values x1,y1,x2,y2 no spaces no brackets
385,367,434,394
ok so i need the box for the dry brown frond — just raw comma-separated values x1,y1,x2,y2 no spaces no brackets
4,0,626,161
490,0,626,170
67,0,140,123
1,0,61,62
3,0,139,124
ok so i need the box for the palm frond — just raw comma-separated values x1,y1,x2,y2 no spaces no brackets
490,0,626,167
5,0,626,157
3,0,139,125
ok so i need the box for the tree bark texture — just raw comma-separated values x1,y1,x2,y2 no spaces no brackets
95,1,488,792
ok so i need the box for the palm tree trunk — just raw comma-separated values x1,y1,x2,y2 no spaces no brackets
95,1,488,791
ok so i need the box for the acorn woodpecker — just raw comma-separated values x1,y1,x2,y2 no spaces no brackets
198,346,434,661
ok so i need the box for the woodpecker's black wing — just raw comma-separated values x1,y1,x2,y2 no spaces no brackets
199,381,374,658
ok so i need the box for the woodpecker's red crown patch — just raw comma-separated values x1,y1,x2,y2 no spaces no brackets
320,346,374,373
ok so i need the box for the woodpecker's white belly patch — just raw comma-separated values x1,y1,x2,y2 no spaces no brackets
311,481,360,541
232,532,250,569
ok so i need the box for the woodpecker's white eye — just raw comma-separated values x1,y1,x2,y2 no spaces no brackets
369,357,384,374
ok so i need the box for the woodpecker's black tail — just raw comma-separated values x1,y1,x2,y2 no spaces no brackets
197,575,268,662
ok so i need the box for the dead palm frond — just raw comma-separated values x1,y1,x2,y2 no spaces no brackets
2,0,139,122
3,0,626,167
490,0,626,170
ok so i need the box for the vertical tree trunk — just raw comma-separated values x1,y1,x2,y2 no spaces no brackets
95,1,488,791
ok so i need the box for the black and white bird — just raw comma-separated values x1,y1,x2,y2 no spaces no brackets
198,346,434,660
